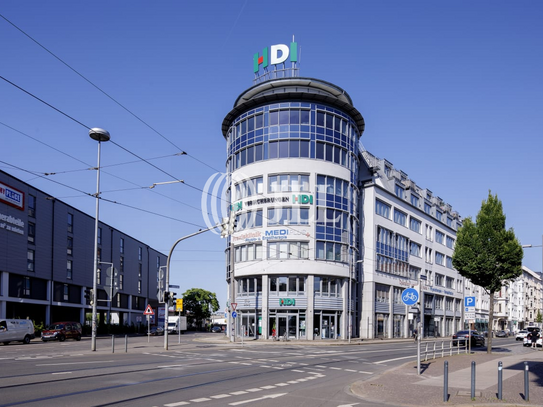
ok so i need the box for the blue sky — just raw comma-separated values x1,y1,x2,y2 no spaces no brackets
1,1,542,310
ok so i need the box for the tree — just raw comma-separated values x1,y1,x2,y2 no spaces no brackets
536,311,543,324
452,192,523,354
181,288,220,329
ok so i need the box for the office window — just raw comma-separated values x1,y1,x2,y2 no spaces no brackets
376,199,391,218
395,185,404,199
28,222,36,244
268,174,309,193
27,249,35,272
236,243,263,262
97,247,101,262
435,296,444,310
446,256,453,268
120,238,124,254
268,207,309,225
436,210,442,221
410,242,421,257
424,202,432,215
394,209,407,226
63,284,69,301
435,230,444,244
120,256,124,273
268,241,308,260
435,273,444,286
67,260,73,279
67,237,73,256
67,213,73,233
156,256,160,269
98,227,102,245
28,194,36,217
435,252,444,266
384,166,391,177
409,217,421,233
446,276,454,289
376,284,390,303
446,236,455,249
425,247,432,263
425,225,433,241
138,263,142,278
411,194,419,207
138,247,143,261
119,274,124,290
138,280,142,294
447,217,453,227
236,176,264,199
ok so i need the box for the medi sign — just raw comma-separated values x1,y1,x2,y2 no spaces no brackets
254,42,298,73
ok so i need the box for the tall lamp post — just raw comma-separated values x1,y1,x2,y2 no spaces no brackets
89,128,110,351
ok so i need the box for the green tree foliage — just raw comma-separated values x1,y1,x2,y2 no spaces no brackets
181,288,219,329
537,311,543,324
452,192,523,353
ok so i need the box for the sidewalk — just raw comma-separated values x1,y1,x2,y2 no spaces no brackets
351,347,543,406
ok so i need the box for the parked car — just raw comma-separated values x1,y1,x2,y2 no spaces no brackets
41,322,82,342
452,330,485,347
0,319,35,345
149,326,164,336
496,330,508,338
211,326,223,333
516,330,529,341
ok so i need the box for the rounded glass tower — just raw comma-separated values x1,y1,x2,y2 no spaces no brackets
222,77,365,340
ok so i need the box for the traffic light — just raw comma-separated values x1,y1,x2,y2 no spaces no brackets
228,214,238,234
169,292,177,307
220,217,229,238
163,291,170,304
84,288,94,305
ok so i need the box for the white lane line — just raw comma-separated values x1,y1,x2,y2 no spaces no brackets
230,391,248,396
52,372,72,375
330,367,342,370
37,361,115,366
164,402,189,406
190,398,211,403
210,394,231,399
245,388,262,392
375,355,416,364
345,369,358,372
291,369,305,373
275,383,289,386
260,385,276,389
228,393,286,406
358,371,373,374
287,380,298,384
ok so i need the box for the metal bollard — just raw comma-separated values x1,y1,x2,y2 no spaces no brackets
112,335,115,353
443,361,448,402
497,361,503,400
125,335,128,353
524,361,529,401
471,361,476,399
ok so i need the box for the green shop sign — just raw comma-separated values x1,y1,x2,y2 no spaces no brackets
279,298,296,306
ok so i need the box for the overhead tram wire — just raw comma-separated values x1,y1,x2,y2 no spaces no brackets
0,121,203,212
0,77,319,242
0,160,207,229
0,13,221,173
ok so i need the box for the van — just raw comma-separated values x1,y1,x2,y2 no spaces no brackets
0,319,36,345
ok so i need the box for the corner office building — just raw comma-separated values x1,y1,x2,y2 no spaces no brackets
221,43,469,340
0,170,167,326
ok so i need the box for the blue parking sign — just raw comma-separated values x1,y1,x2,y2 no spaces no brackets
464,296,475,307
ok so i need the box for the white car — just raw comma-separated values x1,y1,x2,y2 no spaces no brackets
516,330,529,341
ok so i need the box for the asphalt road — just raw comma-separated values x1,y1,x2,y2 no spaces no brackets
0,333,517,407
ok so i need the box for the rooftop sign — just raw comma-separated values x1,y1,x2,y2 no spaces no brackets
253,41,299,83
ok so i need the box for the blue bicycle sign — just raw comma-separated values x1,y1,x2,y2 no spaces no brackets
401,288,419,306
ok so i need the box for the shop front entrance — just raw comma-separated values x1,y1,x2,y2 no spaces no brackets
269,311,304,339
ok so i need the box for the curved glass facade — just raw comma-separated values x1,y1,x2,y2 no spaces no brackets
222,78,364,341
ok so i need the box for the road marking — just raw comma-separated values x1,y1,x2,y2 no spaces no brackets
260,385,276,389
291,369,305,373
164,402,189,406
190,398,211,402
228,393,286,406
275,383,289,386
230,391,248,395
52,372,72,375
36,361,115,366
345,369,358,372
358,371,373,374
375,355,416,364
245,388,262,392
210,394,231,399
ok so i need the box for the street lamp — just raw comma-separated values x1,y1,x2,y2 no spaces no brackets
89,128,110,351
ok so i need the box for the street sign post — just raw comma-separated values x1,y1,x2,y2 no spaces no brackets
401,288,419,306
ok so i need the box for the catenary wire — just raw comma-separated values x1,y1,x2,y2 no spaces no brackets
0,12,221,173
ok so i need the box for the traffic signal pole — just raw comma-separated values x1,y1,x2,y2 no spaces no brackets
163,222,225,350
